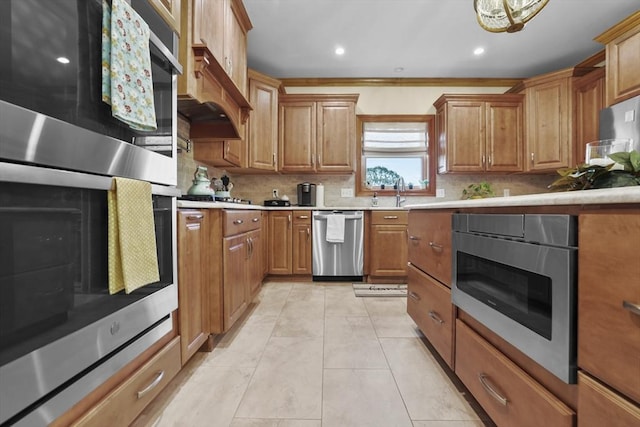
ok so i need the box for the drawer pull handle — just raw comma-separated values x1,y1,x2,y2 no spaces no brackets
429,242,443,251
298,215,309,219
623,300,640,316
186,214,204,220
137,371,165,399
478,373,508,406
383,215,399,219
252,217,260,222
408,235,421,241
408,291,421,301
428,310,444,324
233,219,244,225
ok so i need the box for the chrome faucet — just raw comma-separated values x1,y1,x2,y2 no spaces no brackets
395,177,406,207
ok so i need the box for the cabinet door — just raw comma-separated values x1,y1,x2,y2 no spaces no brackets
268,211,292,274
194,0,225,63
578,212,640,403
486,100,523,172
600,17,640,105
261,211,269,276
316,101,355,172
193,139,244,168
292,222,312,275
248,74,279,171
247,229,263,299
177,210,208,364
525,78,571,171
148,0,181,35
578,372,640,427
407,211,452,286
444,101,485,172
279,102,316,172
223,233,248,330
225,0,248,94
369,224,408,277
574,68,605,165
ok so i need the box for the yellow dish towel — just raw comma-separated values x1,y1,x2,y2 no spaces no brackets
108,177,160,294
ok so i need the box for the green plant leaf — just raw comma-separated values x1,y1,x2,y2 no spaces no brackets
630,150,640,172
608,151,632,171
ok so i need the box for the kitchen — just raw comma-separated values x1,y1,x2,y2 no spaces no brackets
1,0,640,426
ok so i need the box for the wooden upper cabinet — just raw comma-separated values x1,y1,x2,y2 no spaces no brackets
434,94,523,173
279,94,359,173
595,11,640,106
148,0,181,35
193,0,225,62
247,69,281,171
574,68,606,165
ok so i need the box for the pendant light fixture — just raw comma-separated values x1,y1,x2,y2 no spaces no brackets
474,0,550,33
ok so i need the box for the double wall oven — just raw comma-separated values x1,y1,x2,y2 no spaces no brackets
452,213,578,384
0,0,181,425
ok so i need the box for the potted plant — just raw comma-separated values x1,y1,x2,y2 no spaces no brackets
461,181,495,199
548,150,640,191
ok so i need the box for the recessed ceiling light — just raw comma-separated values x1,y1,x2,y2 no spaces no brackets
56,57,70,64
335,46,345,56
394,67,405,73
473,47,485,56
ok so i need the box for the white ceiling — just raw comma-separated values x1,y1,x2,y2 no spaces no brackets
242,0,639,79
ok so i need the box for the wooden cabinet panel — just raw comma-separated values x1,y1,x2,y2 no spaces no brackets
223,210,262,236
193,139,244,168
368,211,408,278
574,68,606,165
279,102,316,172
596,12,640,105
247,69,280,171
434,94,523,173
407,210,452,286
247,229,263,299
223,233,249,329
269,211,293,274
578,212,640,403
148,0,181,35
72,337,181,427
292,222,312,275
407,264,454,368
578,372,640,427
177,210,208,364
194,0,225,64
317,101,355,172
455,321,574,427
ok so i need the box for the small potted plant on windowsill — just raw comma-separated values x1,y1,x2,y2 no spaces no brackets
461,181,495,199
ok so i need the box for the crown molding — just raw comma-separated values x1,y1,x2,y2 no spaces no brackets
279,77,523,88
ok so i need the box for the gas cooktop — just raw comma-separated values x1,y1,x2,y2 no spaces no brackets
179,195,252,204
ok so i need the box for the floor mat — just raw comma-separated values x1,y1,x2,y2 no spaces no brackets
353,283,407,297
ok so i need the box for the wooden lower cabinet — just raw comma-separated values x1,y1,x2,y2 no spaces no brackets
406,264,454,368
578,372,640,427
455,320,574,427
71,337,181,427
177,210,209,364
268,210,311,275
292,213,312,274
368,211,408,279
407,210,452,286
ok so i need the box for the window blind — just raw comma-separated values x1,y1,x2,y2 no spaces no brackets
363,122,427,156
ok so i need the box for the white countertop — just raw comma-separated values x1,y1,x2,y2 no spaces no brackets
405,186,640,210
176,201,405,210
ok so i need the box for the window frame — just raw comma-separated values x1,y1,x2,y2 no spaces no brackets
356,114,436,197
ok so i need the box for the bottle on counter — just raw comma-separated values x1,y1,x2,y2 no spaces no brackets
371,192,378,207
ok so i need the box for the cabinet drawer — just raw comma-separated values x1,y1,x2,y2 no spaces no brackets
292,210,311,224
223,210,261,236
407,211,452,286
578,372,640,427
455,321,574,427
73,337,181,427
370,210,408,225
407,264,454,368
578,213,640,403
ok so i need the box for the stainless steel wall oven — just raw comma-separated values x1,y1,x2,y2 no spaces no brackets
452,214,578,384
0,0,181,425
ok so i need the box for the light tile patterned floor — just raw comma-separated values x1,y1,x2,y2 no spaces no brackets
138,281,494,427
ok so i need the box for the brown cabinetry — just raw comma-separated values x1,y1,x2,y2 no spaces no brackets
578,372,640,427
595,11,640,106
279,94,358,173
578,211,640,404
148,0,181,34
177,210,209,364
434,94,524,173
368,211,408,278
455,321,574,427
268,211,312,275
407,264,454,368
407,210,452,286
247,69,281,171
574,68,606,165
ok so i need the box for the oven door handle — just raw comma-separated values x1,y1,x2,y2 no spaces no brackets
478,373,508,406
623,300,640,316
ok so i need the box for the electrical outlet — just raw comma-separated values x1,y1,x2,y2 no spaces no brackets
436,188,445,198
341,188,354,198
503,188,510,197
272,189,278,199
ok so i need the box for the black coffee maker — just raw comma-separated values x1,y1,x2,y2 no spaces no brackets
297,182,316,206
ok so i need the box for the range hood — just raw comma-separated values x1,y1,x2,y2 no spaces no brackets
178,46,251,140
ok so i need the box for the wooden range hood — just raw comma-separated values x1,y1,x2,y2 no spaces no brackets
177,45,252,140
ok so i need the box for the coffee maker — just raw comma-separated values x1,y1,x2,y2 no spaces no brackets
297,182,316,206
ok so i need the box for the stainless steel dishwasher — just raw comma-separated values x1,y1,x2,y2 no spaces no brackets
312,210,364,281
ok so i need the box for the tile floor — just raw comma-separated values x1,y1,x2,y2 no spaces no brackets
137,281,494,427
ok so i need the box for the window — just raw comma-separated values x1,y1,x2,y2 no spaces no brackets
356,115,436,196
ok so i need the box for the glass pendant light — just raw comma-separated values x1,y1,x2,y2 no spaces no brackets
474,0,550,33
